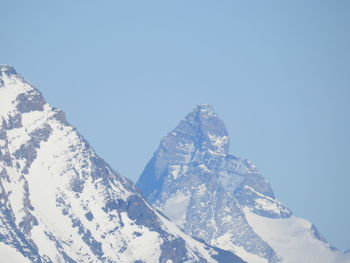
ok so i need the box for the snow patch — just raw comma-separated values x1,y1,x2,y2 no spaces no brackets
196,184,207,197
162,192,190,227
169,165,181,179
0,74,31,117
207,133,228,155
199,164,211,173
254,198,289,216
0,243,31,263
244,185,274,201
118,212,162,262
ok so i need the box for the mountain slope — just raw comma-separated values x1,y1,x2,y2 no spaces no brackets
136,105,350,263
0,66,245,263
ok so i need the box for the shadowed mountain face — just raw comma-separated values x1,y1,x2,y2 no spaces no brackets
0,66,245,263
137,105,350,263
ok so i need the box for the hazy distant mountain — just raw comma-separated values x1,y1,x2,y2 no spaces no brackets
137,104,350,263
0,66,245,263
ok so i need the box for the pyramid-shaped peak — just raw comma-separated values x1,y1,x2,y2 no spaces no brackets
186,105,227,133
164,105,230,157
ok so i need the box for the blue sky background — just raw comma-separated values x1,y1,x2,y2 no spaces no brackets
1,0,349,250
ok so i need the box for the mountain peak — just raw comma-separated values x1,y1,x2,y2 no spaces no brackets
192,104,218,118
177,104,230,156
0,66,45,117
0,65,17,76
157,105,230,158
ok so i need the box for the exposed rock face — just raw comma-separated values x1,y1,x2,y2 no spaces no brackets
137,105,350,263
0,66,245,263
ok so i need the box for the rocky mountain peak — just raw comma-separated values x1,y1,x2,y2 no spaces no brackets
0,65,17,76
161,104,230,160
0,66,45,126
186,105,228,141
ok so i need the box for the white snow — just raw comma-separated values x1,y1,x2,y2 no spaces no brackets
0,243,31,263
169,165,181,179
244,185,274,201
243,207,350,263
243,185,290,216
162,192,190,227
254,198,288,215
6,127,30,153
176,142,195,160
2,166,28,227
213,232,267,263
198,106,218,119
117,212,162,262
207,134,228,148
0,74,29,117
195,184,207,197
199,164,211,173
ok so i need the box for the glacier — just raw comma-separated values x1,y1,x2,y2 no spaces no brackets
136,104,350,263
0,65,245,263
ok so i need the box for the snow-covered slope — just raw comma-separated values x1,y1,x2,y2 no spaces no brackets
0,66,245,263
243,208,349,263
0,242,31,263
136,105,350,263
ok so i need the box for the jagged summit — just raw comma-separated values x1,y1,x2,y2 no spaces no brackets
0,64,16,71
191,104,217,116
137,105,231,200
0,65,17,76
168,105,230,157
0,65,45,118
186,104,225,130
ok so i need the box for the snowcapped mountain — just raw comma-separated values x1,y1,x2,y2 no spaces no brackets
0,66,246,263
137,105,350,263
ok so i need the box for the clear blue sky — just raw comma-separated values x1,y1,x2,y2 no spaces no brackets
1,0,349,250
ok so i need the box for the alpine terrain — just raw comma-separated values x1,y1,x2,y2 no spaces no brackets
0,65,246,263
137,105,350,263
